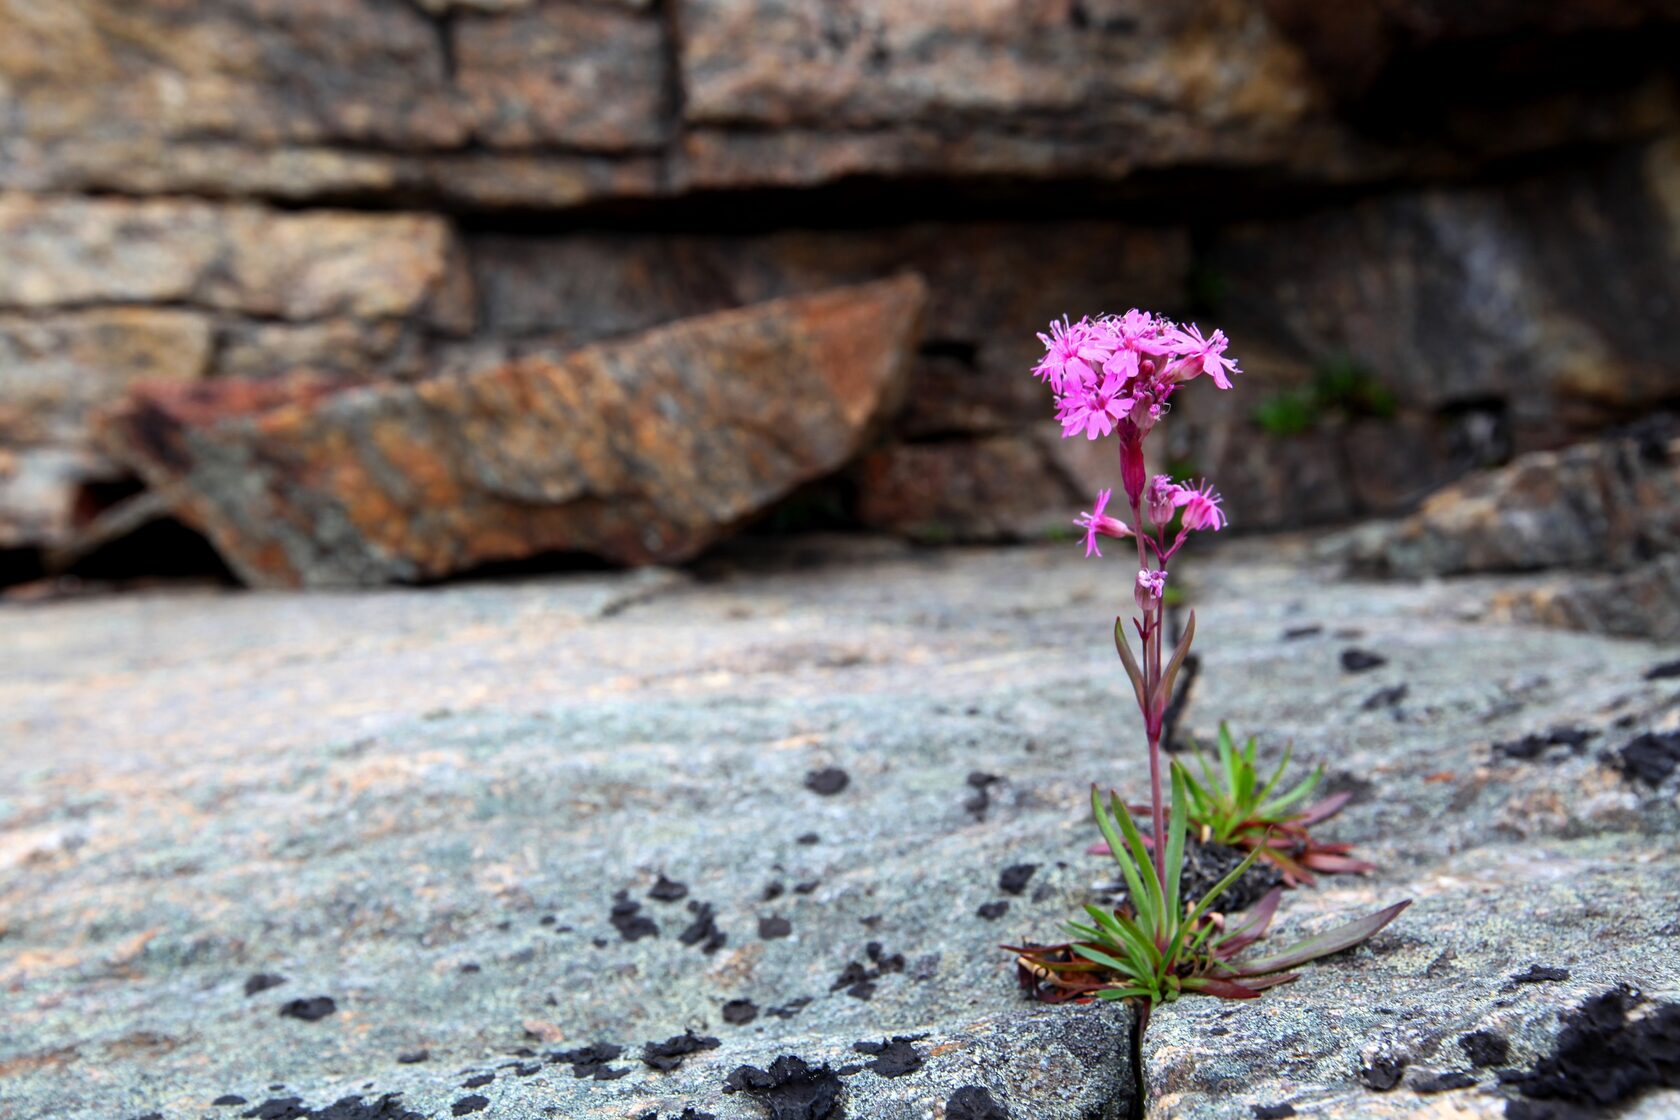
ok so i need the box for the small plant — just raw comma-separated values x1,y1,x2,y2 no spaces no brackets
1252,356,1397,436
1008,774,1406,1031
1011,311,1408,1018
1092,723,1374,886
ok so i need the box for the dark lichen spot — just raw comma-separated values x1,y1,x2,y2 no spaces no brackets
610,891,659,941
1359,1055,1407,1091
1494,727,1595,762
976,900,1010,920
1411,1071,1476,1093
240,1096,420,1120
1504,987,1680,1119
723,998,760,1025
1611,730,1680,785
851,1036,924,1077
549,1042,629,1080
793,880,819,894
1512,965,1571,983
450,1097,488,1117
244,973,287,996
278,997,336,1022
642,1030,721,1072
461,1075,493,1089
649,875,689,903
213,1096,248,1107
998,863,1038,895
1643,659,1680,681
1282,625,1322,640
1253,1105,1296,1119
759,915,792,939
797,832,820,845
946,1085,1009,1120
1459,1029,1509,1067
1341,648,1387,674
1361,684,1408,711
723,1056,843,1120
679,901,727,953
965,772,1002,817
767,997,812,1019
804,767,849,796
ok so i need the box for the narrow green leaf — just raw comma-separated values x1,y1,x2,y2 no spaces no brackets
1110,791,1165,939
1163,765,1189,925
1254,740,1295,804
1238,900,1412,975
1070,943,1149,982
1091,786,1153,934
1113,617,1149,714
1151,610,1196,716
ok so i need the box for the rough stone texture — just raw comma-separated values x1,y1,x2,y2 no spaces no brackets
3,537,1678,1119
1345,435,1680,579
97,277,927,585
853,435,1081,543
1158,135,1680,532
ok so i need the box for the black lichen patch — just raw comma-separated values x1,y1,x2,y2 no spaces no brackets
649,875,690,903
1503,987,1680,1119
1359,1055,1407,1091
461,1075,493,1089
679,901,727,953
1252,1105,1296,1119
1493,727,1596,763
549,1042,630,1080
1179,838,1284,913
213,1096,248,1107
830,942,906,1000
976,900,1010,920
1511,965,1571,983
611,891,660,941
997,863,1038,895
1643,659,1680,681
240,1096,421,1120
767,997,812,1019
793,880,820,895
278,997,336,1022
1340,648,1387,673
643,1030,721,1072
804,767,849,796
797,832,820,845
450,1097,488,1117
1460,1029,1510,1067
759,915,792,939
946,1085,1009,1119
850,1036,925,1077
723,998,759,1025
723,1056,843,1120
1282,625,1322,640
964,772,1002,818
244,973,287,996
1361,684,1408,711
1412,1071,1476,1093
1610,730,1680,785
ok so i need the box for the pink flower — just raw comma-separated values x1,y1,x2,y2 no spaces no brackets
1034,316,1112,395
1146,474,1188,526
1168,323,1240,390
1135,567,1167,608
1179,480,1227,531
1057,373,1134,440
1075,488,1133,558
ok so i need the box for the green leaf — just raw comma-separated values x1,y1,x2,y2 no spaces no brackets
1095,986,1153,1002
1237,900,1412,975
1071,942,1149,983
1254,740,1295,805
1113,617,1149,714
1082,904,1161,970
1260,766,1324,817
1163,765,1190,924
1091,786,1154,935
1152,611,1196,717
1110,791,1166,939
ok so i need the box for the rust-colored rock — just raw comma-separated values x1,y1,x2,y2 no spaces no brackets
99,276,927,586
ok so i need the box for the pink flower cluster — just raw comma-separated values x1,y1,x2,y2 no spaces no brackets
1033,311,1239,442
1076,476,1226,559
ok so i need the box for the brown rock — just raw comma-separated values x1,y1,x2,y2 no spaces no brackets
1485,554,1680,642
0,308,212,548
98,276,927,586
853,435,1077,542
1349,433,1680,578
453,4,670,151
0,194,473,330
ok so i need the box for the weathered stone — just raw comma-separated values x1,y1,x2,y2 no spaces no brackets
0,308,212,548
1483,553,1680,642
98,277,926,585
452,3,670,151
211,318,432,384
3,537,1677,1117
853,435,1079,543
0,194,474,330
1346,435,1680,578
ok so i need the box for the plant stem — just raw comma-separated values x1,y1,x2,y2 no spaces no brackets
1127,487,1169,893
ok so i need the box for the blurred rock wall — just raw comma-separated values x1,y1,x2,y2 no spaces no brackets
3,0,1679,563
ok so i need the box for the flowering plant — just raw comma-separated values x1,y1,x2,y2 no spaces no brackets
1011,312,1407,1018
